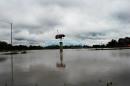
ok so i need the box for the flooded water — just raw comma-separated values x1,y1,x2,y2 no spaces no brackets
0,49,130,86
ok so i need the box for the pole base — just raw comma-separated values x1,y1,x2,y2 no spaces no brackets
56,63,66,68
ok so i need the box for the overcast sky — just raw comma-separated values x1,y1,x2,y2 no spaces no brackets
0,0,130,46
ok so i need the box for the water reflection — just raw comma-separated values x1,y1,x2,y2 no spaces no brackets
111,50,130,58
0,57,7,62
0,49,130,86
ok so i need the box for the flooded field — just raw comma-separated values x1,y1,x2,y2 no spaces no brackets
0,49,130,86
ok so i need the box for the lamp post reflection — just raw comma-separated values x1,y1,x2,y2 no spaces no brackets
10,23,14,86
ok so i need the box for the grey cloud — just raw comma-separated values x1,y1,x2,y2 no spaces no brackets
14,24,41,30
38,17,61,29
14,38,27,41
113,12,130,23
75,32,106,40
13,14,61,31
37,0,85,7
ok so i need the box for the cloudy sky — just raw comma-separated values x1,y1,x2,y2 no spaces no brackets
0,0,130,46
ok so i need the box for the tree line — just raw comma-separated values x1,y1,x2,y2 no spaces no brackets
0,41,43,51
93,37,130,48
0,37,130,51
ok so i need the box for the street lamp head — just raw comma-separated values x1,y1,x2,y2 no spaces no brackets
55,34,66,39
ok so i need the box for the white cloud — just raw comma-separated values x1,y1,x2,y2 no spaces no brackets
0,0,130,45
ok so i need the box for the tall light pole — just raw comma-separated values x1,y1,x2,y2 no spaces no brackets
10,23,13,47
0,21,14,86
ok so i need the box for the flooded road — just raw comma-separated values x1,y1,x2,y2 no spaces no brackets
0,49,130,86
